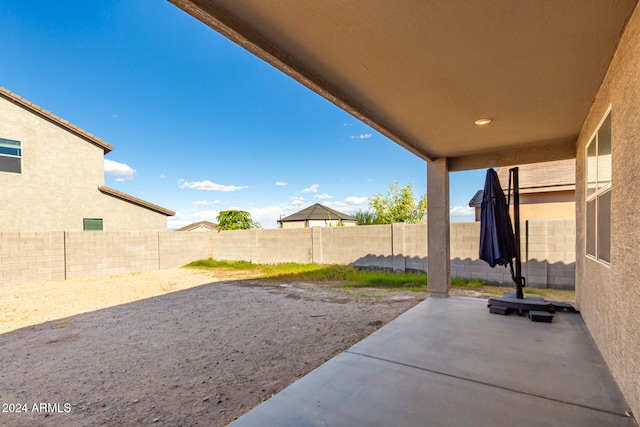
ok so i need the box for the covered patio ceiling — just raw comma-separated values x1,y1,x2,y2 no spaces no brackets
169,0,637,170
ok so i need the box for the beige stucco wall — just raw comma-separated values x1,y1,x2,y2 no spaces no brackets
91,193,169,231
281,221,307,229
575,3,640,417
0,98,168,231
518,191,575,220
476,190,575,221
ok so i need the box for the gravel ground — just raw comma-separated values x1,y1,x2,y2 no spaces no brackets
0,268,425,426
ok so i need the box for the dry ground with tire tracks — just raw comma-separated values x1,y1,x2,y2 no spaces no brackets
0,268,427,426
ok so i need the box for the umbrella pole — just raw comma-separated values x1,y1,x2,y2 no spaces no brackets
510,167,525,299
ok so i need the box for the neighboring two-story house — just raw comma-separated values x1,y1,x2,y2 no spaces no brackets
0,86,174,232
468,159,575,221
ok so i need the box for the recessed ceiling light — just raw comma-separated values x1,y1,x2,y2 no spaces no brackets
475,118,492,126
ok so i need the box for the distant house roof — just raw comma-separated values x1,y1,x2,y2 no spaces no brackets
99,186,175,216
468,190,484,208
279,203,357,223
175,221,218,232
0,86,114,154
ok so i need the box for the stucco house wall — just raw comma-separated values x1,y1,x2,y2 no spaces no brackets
94,188,172,231
280,221,307,229
0,88,172,231
575,4,640,416
517,191,575,220
473,193,575,221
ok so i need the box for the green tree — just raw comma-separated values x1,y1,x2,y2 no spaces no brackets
368,181,427,224
216,210,261,230
354,209,383,225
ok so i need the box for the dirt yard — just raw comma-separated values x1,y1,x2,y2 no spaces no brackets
0,268,427,426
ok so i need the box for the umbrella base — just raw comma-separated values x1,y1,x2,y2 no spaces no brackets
501,292,577,313
488,294,578,322
487,296,555,315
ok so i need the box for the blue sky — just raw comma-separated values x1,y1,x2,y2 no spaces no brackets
0,1,484,229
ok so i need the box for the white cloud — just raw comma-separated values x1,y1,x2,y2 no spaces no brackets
167,214,188,230
351,133,372,139
248,205,293,228
314,193,333,200
178,179,248,192
345,196,369,205
450,205,475,223
159,174,167,179
450,205,474,217
275,181,287,186
193,200,221,206
301,184,319,193
193,209,221,220
289,196,306,206
104,159,136,182
324,196,369,213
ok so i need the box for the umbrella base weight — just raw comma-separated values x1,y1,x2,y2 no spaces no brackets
529,310,554,323
488,296,556,322
489,305,511,315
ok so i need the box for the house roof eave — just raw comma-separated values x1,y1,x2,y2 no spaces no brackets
0,86,114,154
99,186,175,216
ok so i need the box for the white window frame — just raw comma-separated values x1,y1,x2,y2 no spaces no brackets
585,107,612,264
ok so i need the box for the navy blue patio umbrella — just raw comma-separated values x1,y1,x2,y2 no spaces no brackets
480,168,524,299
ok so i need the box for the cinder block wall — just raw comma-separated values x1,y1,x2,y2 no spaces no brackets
159,232,211,269
0,232,65,285
451,222,511,283
525,219,576,289
254,228,312,264
64,232,159,279
321,224,392,266
211,230,255,262
0,231,214,286
449,220,576,289
1,221,575,289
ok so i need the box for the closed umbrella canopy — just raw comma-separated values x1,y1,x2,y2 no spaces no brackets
479,168,518,268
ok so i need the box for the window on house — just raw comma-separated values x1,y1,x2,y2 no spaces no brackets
586,110,611,263
0,138,22,173
83,218,104,231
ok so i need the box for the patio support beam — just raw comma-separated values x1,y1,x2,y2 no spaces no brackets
448,138,576,172
427,158,450,297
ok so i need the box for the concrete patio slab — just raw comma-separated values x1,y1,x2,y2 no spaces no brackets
229,297,636,427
